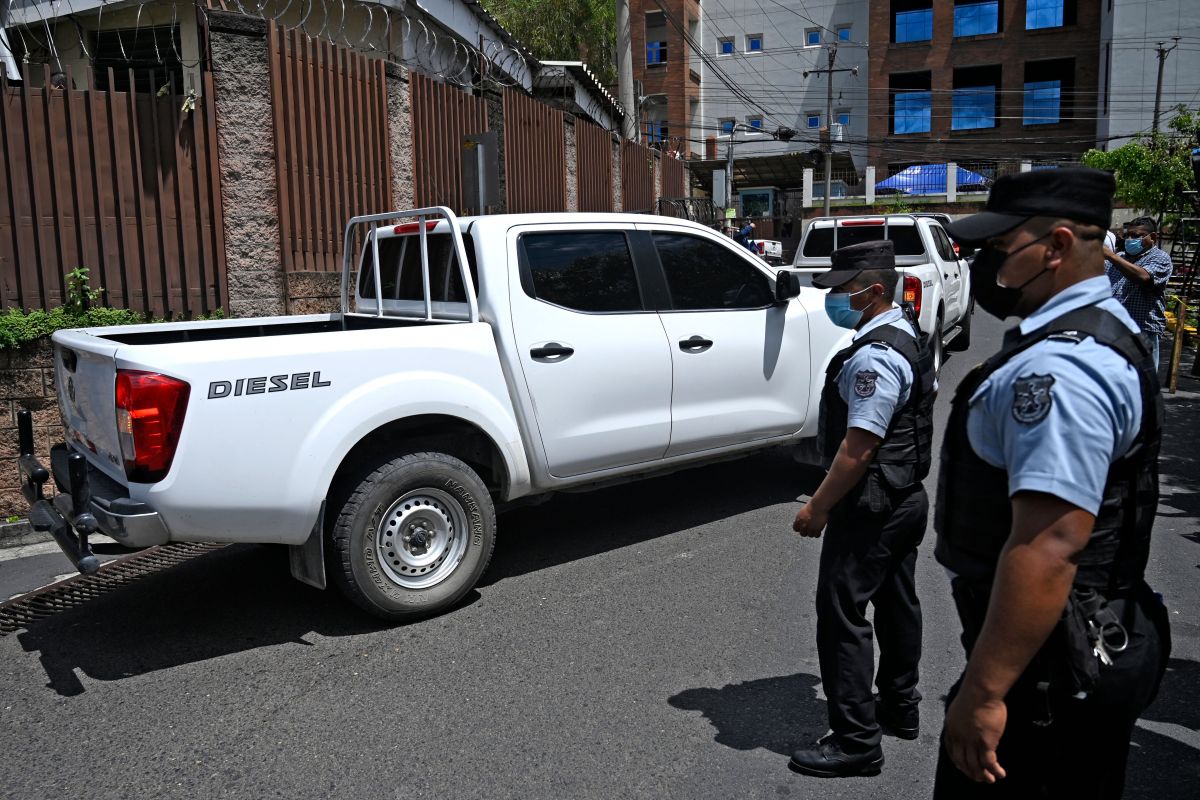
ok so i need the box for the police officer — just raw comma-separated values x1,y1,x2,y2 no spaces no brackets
790,240,936,778
935,167,1171,798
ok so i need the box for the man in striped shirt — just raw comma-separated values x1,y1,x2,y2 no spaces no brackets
1103,216,1174,372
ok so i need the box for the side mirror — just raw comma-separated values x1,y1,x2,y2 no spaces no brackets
775,270,802,303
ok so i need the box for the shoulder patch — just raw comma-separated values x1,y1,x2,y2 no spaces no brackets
854,369,879,398
1011,373,1055,425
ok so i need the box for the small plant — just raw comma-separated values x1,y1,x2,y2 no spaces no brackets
4,515,19,524
65,267,103,314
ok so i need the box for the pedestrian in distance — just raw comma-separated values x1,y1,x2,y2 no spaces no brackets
733,221,757,253
935,167,1171,799
789,240,936,779
1103,216,1174,372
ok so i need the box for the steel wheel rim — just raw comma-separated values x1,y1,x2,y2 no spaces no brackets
376,488,469,589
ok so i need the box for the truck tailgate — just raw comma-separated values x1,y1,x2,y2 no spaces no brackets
52,330,126,484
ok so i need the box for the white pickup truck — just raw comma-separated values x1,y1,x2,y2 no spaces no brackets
18,207,853,621
791,214,975,372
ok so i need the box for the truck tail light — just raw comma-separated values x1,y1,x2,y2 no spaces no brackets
115,370,190,483
903,274,923,317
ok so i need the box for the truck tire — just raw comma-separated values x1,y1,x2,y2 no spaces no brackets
931,308,945,377
330,452,496,621
947,297,973,352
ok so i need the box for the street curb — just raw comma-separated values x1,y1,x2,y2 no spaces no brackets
0,520,49,550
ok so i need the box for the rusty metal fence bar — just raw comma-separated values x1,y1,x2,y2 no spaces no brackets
501,88,566,213
660,154,688,200
409,72,489,213
268,24,392,274
574,119,613,213
0,65,225,316
621,139,657,214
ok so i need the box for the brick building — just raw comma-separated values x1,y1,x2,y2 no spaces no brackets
867,0,1101,177
631,0,702,158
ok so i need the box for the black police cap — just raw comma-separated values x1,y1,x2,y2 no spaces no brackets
945,166,1115,245
812,240,896,289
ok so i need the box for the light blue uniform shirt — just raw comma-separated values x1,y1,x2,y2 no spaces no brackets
836,305,915,440
966,276,1143,515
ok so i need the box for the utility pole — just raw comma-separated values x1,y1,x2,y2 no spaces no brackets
616,0,638,140
1152,37,1181,135
803,41,857,215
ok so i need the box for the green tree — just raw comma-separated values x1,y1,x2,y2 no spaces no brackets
486,0,616,86
1081,105,1200,220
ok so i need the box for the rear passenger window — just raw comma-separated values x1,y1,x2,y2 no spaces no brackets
802,225,925,257
653,232,773,310
931,226,958,261
520,232,643,312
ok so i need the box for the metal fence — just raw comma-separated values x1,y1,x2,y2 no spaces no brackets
575,119,613,212
0,65,226,316
660,153,688,199
502,87,567,213
268,24,393,273
621,139,657,214
410,72,489,212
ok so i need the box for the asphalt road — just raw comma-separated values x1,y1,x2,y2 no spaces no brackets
1,311,1197,800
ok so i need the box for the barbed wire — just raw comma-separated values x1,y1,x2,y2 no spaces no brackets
2,0,533,91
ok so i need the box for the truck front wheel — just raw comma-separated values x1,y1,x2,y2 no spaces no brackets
330,452,496,621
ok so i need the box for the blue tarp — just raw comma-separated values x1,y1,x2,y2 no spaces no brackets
875,164,990,195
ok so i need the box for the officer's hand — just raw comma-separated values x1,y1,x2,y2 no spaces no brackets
943,686,1008,784
1103,245,1119,260
792,502,828,538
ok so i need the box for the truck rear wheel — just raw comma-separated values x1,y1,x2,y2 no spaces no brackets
330,452,496,621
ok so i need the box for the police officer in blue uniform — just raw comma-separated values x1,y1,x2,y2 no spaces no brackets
790,240,936,778
935,167,1170,798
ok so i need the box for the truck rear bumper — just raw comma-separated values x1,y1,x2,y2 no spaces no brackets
17,412,170,575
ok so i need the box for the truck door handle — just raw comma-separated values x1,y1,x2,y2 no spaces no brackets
679,336,714,352
530,343,574,361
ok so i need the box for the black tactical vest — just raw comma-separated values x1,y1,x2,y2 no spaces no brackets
934,306,1162,592
818,315,937,491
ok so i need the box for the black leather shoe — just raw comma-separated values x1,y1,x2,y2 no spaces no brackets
788,739,884,778
876,698,919,740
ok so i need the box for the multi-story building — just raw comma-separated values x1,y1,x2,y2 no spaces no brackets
630,0,703,158
867,0,1102,177
1097,0,1200,148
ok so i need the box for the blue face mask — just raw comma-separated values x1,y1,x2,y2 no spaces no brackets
1124,237,1145,257
824,287,871,329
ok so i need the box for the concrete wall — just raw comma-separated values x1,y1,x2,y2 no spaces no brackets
208,13,287,319
1098,0,1200,147
565,117,580,212
0,342,57,519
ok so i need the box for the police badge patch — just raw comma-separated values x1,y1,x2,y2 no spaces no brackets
854,370,879,398
1012,373,1055,424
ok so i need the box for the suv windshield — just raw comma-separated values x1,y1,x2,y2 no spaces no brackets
802,224,925,257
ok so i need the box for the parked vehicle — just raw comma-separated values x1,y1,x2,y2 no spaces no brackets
790,214,975,373
755,239,787,266
19,208,854,621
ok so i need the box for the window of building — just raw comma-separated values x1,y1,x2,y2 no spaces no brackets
719,118,736,135
1023,81,1061,124
747,35,763,52
890,71,932,134
807,113,821,129
952,65,1001,130
653,233,774,311
748,116,764,130
893,1,933,43
647,41,667,66
93,27,184,93
645,11,667,67
520,232,643,313
645,120,669,142
718,37,734,55
1027,0,1067,29
837,112,850,126
1024,58,1074,124
806,28,821,46
954,1,1000,37
837,25,852,42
